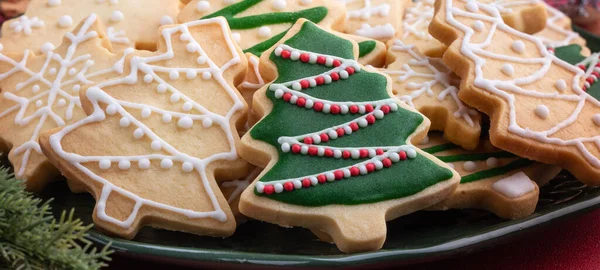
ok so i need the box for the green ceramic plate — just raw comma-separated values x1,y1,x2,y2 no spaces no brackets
30,26,600,269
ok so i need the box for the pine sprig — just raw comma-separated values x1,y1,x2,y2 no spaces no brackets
0,167,112,270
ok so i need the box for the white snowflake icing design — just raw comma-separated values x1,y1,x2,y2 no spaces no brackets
384,40,478,127
47,17,245,227
402,0,435,41
0,14,132,179
338,0,391,20
9,16,45,35
107,27,130,44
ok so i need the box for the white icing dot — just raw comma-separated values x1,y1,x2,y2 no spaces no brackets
106,104,117,115
133,128,144,139
162,114,172,123
486,157,499,168
32,85,40,93
58,15,72,28
169,70,179,80
160,16,174,25
47,0,61,6
99,159,111,170
196,1,211,12
160,159,173,169
555,79,566,92
186,43,197,53
473,20,484,32
271,0,286,10
511,40,525,54
182,162,194,173
274,183,284,193
151,140,162,150
138,159,150,169
141,107,151,118
57,99,66,107
110,11,124,22
72,84,81,92
68,68,77,75
40,42,55,54
118,160,131,170
463,161,477,171
202,71,212,80
186,70,197,79
49,68,57,75
534,104,550,119
202,118,213,128
501,64,514,76
281,143,290,152
196,56,207,65
594,114,600,126
143,74,153,83
182,102,193,112
231,33,241,43
465,1,479,12
119,117,130,127
258,26,272,38
180,33,190,42
178,116,194,129
157,84,168,93
407,149,417,158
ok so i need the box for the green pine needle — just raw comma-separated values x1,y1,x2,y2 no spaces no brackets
0,167,113,270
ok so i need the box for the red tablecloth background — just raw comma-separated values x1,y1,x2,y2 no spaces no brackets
107,208,600,269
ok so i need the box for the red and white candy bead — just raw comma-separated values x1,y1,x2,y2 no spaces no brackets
255,148,418,195
578,58,600,91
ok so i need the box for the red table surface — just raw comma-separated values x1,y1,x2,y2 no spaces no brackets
107,208,600,270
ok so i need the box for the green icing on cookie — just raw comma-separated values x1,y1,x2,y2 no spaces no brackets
554,44,587,65
358,41,377,58
201,0,328,56
249,22,454,206
422,140,532,184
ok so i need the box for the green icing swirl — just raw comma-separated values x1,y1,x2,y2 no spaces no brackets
358,41,377,57
249,22,454,206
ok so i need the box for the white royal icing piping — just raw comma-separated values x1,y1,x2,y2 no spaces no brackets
402,0,435,42
241,55,266,90
47,17,244,228
10,16,45,35
491,171,535,198
384,40,478,127
0,14,132,178
443,0,600,168
534,3,582,48
338,0,390,20
221,168,262,204
354,23,395,39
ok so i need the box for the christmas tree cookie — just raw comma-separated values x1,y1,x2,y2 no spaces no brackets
534,3,590,56
0,14,134,191
0,0,181,53
400,0,548,57
338,0,408,42
384,40,482,149
238,19,460,253
423,132,561,219
39,17,248,238
430,0,600,184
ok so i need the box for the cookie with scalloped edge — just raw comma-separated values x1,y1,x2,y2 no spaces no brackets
430,0,600,184
237,19,459,253
39,17,249,238
0,14,135,191
422,132,561,219
0,0,180,53
383,39,482,149
401,0,547,58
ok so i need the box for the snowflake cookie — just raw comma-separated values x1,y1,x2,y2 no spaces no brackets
237,19,459,253
430,0,600,184
0,0,180,54
423,132,561,219
0,14,133,191
384,40,482,149
39,17,249,238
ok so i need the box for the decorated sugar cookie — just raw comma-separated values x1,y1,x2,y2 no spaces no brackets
238,19,459,253
0,0,181,53
338,0,407,42
39,17,248,238
430,0,600,184
0,14,133,191
400,0,547,57
423,133,561,219
383,40,481,149
534,3,590,56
